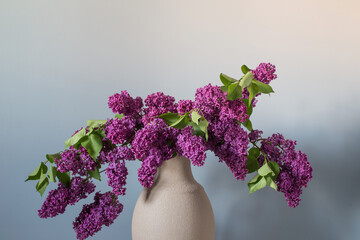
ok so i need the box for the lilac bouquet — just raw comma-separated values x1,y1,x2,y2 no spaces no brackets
26,63,313,240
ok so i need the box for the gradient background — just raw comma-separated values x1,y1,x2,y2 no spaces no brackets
1,0,359,239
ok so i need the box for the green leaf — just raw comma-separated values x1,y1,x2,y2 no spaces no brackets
220,85,228,93
239,71,253,88
25,162,43,182
220,73,237,87
247,83,259,107
246,148,260,173
36,165,49,196
81,133,103,160
87,168,101,181
241,99,253,117
268,161,280,178
157,112,180,125
97,129,106,139
87,119,107,129
169,113,190,129
191,111,202,124
248,173,261,184
46,153,61,164
48,166,57,182
258,163,275,177
241,65,251,74
265,175,278,191
73,135,88,150
189,121,205,138
36,178,49,197
226,83,242,101
248,175,266,194
246,156,259,173
198,118,209,141
57,171,71,188
252,79,274,94
115,114,124,120
248,147,260,158
65,128,86,149
242,119,253,131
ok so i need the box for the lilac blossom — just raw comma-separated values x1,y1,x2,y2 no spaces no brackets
55,146,97,176
106,160,128,196
108,90,143,116
207,118,249,180
260,133,313,207
220,98,248,123
132,118,179,187
137,156,159,188
176,126,206,167
98,145,134,164
143,92,177,124
194,84,227,121
73,192,123,240
248,129,263,142
251,62,277,84
38,177,95,218
104,116,136,145
177,99,194,114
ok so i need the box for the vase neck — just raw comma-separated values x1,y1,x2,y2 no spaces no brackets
155,156,195,184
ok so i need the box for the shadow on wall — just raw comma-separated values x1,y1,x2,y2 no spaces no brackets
204,129,360,240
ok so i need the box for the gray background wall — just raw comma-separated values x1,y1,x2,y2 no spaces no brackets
1,0,359,239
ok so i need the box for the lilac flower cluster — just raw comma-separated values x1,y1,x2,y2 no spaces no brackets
131,118,179,187
194,84,248,123
73,192,123,240
259,133,313,207
104,116,136,145
108,90,143,116
241,63,277,107
106,160,128,196
220,98,248,123
248,129,263,142
194,84,227,121
55,146,98,176
251,62,277,84
143,92,177,124
176,126,207,166
207,118,249,180
177,99,194,114
38,177,95,218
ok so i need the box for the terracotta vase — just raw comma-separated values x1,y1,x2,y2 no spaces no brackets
132,156,215,240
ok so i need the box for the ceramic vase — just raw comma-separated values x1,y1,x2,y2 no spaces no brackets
132,156,215,240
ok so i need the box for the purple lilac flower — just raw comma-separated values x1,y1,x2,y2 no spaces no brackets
220,98,248,123
108,90,143,116
73,192,123,240
104,116,136,145
142,92,177,124
260,133,313,207
251,62,277,84
55,146,97,176
177,99,194,114
98,145,135,164
131,118,179,187
248,129,263,142
106,160,128,196
207,118,249,180
176,126,206,167
137,155,159,188
38,177,95,218
194,84,227,121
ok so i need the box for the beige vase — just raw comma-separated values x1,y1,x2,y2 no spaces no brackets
132,156,215,240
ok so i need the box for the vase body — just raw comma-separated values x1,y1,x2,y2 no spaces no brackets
132,156,215,240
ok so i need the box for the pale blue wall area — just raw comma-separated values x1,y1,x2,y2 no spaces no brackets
1,0,359,239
